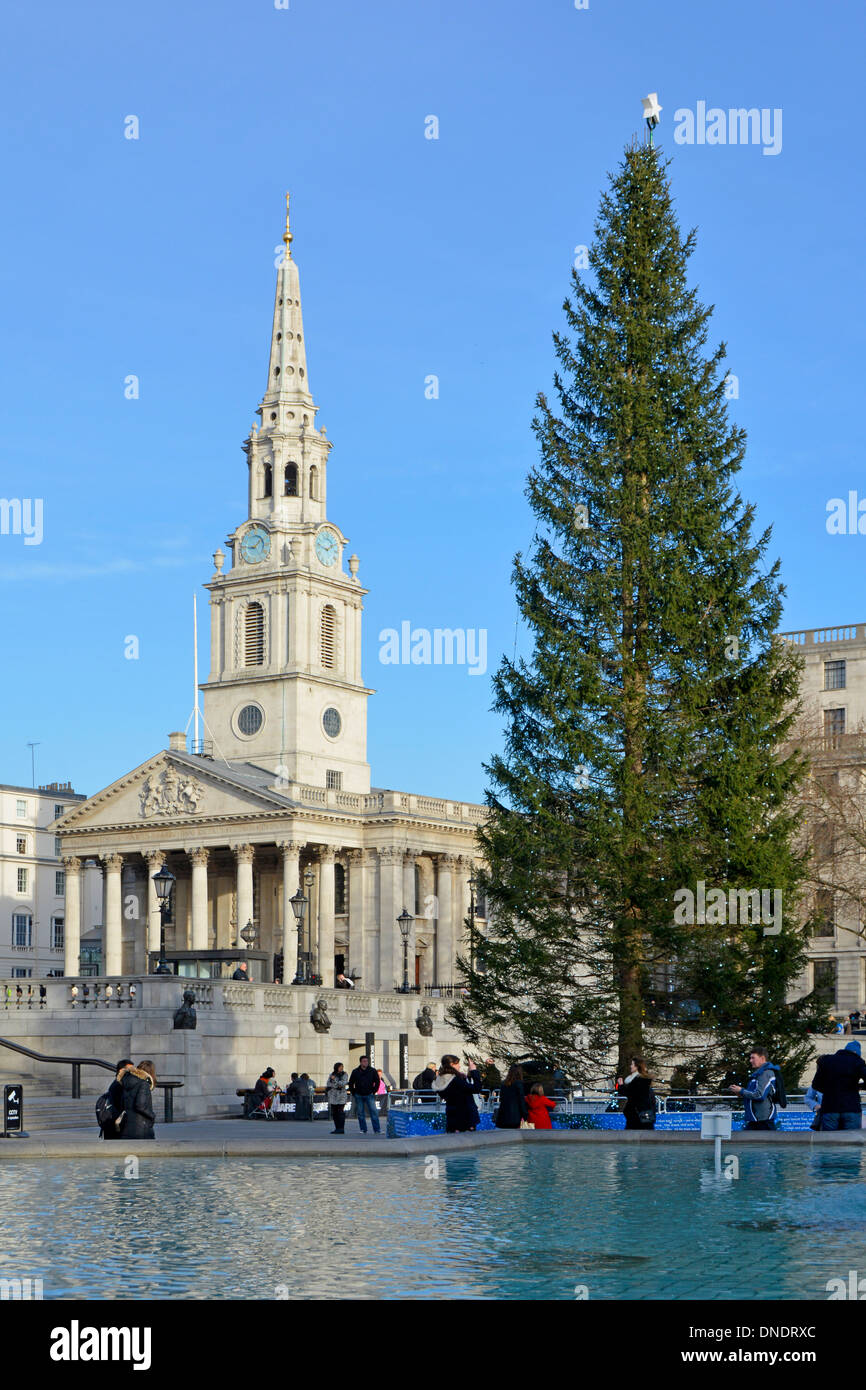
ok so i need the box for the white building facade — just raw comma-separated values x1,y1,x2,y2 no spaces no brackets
54,205,487,992
0,781,100,979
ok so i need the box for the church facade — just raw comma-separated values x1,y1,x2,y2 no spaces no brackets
55,203,487,992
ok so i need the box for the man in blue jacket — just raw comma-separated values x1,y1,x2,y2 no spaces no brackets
729,1046,779,1130
811,1040,866,1131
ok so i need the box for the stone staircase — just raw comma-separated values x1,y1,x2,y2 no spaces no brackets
11,1098,99,1132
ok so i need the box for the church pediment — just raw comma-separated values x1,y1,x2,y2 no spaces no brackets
53,751,296,835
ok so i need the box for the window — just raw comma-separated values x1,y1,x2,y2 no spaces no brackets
321,605,336,669
12,968,31,979
309,465,319,500
12,914,31,948
824,660,846,691
326,770,342,790
284,463,298,497
414,863,421,916
51,916,64,950
334,862,347,914
322,707,341,738
16,837,27,855
54,804,64,819
244,602,265,666
55,870,65,896
823,708,846,749
17,868,28,894
263,463,273,498
238,704,264,736
813,959,837,1009
16,799,27,818
812,889,834,936
54,837,62,856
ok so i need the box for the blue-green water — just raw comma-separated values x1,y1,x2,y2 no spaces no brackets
1,1145,864,1299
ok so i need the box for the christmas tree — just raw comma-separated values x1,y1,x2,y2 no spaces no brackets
449,139,822,1087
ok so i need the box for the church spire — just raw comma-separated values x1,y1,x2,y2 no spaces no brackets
259,191,315,422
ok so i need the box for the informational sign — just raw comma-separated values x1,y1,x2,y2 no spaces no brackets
3,1084,22,1135
399,1033,409,1090
365,1031,375,1069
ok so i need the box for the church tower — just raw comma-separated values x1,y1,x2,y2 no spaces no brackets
201,197,373,793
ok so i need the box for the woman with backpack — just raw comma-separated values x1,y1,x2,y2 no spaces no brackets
616,1056,657,1130
117,1059,157,1140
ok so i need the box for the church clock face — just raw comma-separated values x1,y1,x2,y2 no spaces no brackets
240,526,270,564
315,527,339,567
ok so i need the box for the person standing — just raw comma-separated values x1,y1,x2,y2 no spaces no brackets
526,1083,557,1130
481,1058,502,1093
729,1046,779,1131
335,973,354,989
811,1040,866,1131
348,1055,381,1135
432,1055,479,1133
117,1059,156,1140
616,1056,657,1130
495,1065,528,1129
326,1063,349,1134
232,962,251,981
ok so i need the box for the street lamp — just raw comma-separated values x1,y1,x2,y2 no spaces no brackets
152,864,176,973
397,907,412,993
291,886,308,984
240,919,258,946
305,868,315,981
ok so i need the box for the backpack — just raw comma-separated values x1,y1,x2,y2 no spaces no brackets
95,1092,119,1134
771,1065,787,1109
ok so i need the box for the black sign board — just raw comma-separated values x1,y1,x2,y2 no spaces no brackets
3,1083,23,1135
399,1033,409,1089
365,1031,375,1069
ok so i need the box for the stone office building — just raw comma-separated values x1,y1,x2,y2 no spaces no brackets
54,203,487,991
781,621,866,1015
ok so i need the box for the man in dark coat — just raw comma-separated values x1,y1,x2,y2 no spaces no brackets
101,1059,133,1139
232,962,251,981
812,1041,866,1130
348,1055,381,1134
482,1059,502,1092
412,1063,437,1092
119,1061,156,1140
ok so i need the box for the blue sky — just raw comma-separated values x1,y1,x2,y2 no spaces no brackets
0,0,862,803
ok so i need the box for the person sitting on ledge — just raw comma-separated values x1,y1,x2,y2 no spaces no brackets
335,972,354,989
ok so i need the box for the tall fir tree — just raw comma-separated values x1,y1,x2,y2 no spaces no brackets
449,140,822,1086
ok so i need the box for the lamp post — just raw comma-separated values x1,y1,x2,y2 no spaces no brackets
151,864,176,973
397,907,412,993
291,886,308,985
305,868,315,981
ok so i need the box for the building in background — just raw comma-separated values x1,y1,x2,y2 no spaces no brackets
782,623,866,1018
0,781,101,979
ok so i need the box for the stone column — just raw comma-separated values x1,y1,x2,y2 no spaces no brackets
144,850,164,956
233,844,255,948
103,853,124,976
279,841,302,982
402,852,417,986
453,855,473,980
436,854,456,984
346,849,365,983
189,848,210,951
63,856,82,977
378,846,404,991
417,856,436,986
318,847,336,988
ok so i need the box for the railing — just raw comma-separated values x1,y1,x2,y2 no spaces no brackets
779,626,861,646
0,1037,181,1121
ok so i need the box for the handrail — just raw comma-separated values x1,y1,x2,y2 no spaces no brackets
0,1036,180,1121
